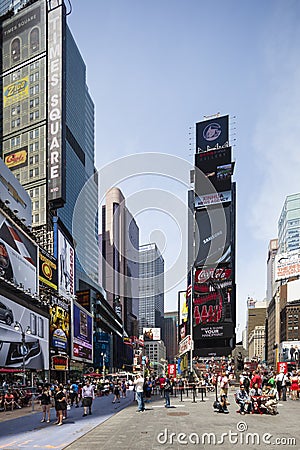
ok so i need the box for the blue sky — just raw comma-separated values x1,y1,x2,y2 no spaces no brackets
68,0,300,339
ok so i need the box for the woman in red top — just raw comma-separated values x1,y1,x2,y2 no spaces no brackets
290,372,299,400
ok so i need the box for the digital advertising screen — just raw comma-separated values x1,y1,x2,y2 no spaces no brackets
72,301,93,363
196,115,229,152
195,147,232,196
49,295,70,355
195,205,231,267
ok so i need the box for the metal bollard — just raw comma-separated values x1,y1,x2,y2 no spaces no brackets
31,393,35,412
192,386,197,403
180,388,183,402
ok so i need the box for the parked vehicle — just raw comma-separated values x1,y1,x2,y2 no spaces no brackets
0,301,14,325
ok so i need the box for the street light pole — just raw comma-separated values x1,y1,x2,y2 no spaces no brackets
101,352,106,378
14,321,31,386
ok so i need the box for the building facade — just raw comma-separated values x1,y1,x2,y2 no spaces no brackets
100,187,139,338
162,311,178,363
139,243,164,334
144,340,166,375
0,0,119,376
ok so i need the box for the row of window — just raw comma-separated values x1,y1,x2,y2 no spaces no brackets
11,109,40,128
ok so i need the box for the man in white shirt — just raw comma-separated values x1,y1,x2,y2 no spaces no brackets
82,380,95,416
133,374,145,412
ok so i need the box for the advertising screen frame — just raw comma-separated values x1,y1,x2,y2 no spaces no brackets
195,147,232,196
71,300,93,363
196,115,229,152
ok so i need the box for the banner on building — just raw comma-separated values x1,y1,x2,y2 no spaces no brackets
57,227,75,299
0,295,49,369
143,328,161,341
0,212,38,294
275,250,300,281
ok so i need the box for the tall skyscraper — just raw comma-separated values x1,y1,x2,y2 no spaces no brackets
0,0,100,295
139,243,164,333
278,193,300,254
101,187,139,337
0,0,131,376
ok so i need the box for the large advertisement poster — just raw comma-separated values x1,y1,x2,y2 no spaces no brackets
143,328,161,341
275,250,300,281
0,295,49,369
39,247,58,290
2,2,46,72
0,212,38,294
279,341,300,362
49,295,70,355
196,115,229,152
195,147,232,196
72,301,93,363
195,205,231,267
57,228,75,299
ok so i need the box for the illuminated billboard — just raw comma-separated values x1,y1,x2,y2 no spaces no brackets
195,204,231,267
0,212,38,294
195,147,233,196
0,295,49,370
72,301,93,363
143,328,161,341
196,115,229,152
57,227,75,299
49,295,70,355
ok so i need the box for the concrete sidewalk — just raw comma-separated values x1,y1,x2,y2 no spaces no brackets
64,388,300,450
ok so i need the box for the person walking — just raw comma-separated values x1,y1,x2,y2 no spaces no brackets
40,385,52,423
134,373,145,412
82,379,95,416
164,376,172,408
112,382,121,403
